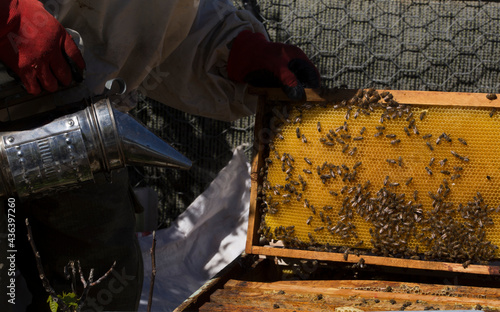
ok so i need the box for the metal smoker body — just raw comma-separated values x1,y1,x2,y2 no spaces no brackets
0,77,191,198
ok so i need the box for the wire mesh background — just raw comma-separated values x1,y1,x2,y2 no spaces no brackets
130,0,500,228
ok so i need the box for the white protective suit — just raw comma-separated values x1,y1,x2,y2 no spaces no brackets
48,0,266,121
2,1,267,311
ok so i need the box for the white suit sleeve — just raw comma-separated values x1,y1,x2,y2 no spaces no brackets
144,0,268,122
46,0,199,101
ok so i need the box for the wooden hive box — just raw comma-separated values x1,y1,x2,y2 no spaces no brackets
176,254,500,311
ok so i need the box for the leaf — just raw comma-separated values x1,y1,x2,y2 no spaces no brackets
47,295,59,312
58,292,79,308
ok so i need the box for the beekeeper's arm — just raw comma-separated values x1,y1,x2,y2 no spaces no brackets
145,0,320,122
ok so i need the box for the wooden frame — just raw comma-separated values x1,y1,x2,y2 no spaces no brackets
246,88,500,276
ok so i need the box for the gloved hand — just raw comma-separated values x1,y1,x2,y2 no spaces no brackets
0,0,85,95
227,30,320,100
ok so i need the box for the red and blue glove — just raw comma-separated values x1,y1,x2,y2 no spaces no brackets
228,30,320,100
0,0,85,94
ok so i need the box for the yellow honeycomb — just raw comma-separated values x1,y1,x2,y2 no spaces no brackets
263,96,500,261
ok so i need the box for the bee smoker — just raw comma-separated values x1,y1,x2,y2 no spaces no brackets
0,72,192,198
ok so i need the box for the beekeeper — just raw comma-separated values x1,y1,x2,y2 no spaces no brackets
0,0,320,311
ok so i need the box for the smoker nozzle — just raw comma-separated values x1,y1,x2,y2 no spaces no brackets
0,99,191,198
114,109,191,169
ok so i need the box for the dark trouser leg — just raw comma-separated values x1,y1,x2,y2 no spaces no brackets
16,168,143,312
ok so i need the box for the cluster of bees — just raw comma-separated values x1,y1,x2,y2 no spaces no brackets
257,88,499,266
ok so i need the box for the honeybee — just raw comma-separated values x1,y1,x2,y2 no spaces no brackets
426,142,434,151
490,107,497,117
383,94,393,102
304,157,312,165
486,93,497,100
340,133,351,140
462,260,472,268
408,118,415,128
436,135,442,145
425,167,433,175
344,249,350,261
320,174,331,180
406,112,414,121
353,109,360,119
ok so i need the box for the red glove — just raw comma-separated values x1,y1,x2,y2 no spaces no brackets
228,30,320,100
0,0,85,94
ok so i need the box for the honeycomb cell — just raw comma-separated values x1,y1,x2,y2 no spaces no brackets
261,91,500,262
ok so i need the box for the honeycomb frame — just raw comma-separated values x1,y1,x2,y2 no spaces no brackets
246,88,500,276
